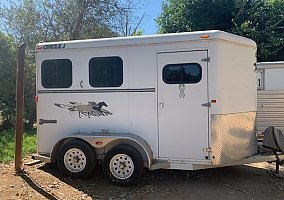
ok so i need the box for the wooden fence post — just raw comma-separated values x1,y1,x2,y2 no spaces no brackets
15,44,26,171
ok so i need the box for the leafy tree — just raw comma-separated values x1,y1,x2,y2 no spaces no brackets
0,0,145,129
1,0,46,50
0,32,16,130
157,0,284,61
23,50,36,130
0,0,145,47
132,29,143,36
157,0,235,33
232,0,284,61
115,0,146,36
0,31,36,130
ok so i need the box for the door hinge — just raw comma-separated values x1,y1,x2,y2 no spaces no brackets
201,57,210,62
201,102,211,107
202,147,211,152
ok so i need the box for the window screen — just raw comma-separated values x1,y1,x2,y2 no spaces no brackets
41,59,72,88
163,63,202,84
89,56,123,87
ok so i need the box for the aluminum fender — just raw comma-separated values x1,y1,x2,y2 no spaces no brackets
52,132,153,169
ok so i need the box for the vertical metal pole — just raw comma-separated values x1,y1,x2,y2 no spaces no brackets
275,154,280,174
15,44,26,171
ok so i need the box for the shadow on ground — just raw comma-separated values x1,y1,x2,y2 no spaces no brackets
35,162,284,200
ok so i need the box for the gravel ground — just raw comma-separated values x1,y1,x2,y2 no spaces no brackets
0,158,283,200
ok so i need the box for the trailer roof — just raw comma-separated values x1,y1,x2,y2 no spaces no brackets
257,61,284,69
37,30,256,50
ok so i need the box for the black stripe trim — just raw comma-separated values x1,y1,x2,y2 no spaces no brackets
38,88,155,94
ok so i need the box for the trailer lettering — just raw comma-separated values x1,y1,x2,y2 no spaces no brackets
43,43,65,50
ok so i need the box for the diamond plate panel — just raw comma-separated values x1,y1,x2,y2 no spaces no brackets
211,112,258,165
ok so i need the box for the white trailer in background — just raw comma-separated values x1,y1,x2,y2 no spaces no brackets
257,62,284,134
33,30,284,186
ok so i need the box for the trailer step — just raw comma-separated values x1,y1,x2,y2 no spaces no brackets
150,160,170,170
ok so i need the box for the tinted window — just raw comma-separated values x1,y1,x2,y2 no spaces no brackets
89,56,123,87
163,63,202,84
41,59,72,88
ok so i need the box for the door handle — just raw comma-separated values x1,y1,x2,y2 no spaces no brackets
159,102,164,109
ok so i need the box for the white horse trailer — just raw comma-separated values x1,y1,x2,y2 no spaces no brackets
257,62,284,134
33,30,284,186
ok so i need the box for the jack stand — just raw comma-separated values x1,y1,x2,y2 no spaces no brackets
275,154,280,174
269,153,283,178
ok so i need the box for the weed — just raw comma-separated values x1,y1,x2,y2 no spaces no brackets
0,129,36,163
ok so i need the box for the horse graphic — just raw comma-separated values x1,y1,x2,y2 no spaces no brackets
54,101,113,118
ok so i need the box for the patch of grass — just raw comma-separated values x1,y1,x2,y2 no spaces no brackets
0,129,37,163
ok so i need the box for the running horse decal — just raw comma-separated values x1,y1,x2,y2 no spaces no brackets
54,101,113,118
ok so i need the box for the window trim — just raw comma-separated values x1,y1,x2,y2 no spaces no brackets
162,62,202,84
41,58,73,89
89,56,123,88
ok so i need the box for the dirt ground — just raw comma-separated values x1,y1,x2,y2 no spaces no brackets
0,158,283,200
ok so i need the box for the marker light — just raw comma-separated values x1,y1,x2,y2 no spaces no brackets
95,141,103,145
201,35,209,39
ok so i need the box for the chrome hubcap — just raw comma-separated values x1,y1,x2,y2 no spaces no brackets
109,154,134,180
64,148,86,172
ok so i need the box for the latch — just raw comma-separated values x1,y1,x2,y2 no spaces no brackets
201,102,211,107
201,57,210,62
202,147,212,152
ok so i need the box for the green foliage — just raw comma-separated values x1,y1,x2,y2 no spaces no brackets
1,0,115,49
232,0,284,61
23,51,36,129
1,0,42,49
157,0,235,33
0,32,16,124
0,0,144,129
0,31,35,130
157,0,284,61
0,0,143,48
132,29,143,36
0,130,37,163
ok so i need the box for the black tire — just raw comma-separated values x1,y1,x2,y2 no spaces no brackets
57,139,96,178
103,144,143,186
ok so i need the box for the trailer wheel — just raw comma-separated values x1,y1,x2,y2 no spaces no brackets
57,139,96,178
104,145,143,186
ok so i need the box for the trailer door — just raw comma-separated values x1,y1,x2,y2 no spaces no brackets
157,50,209,160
